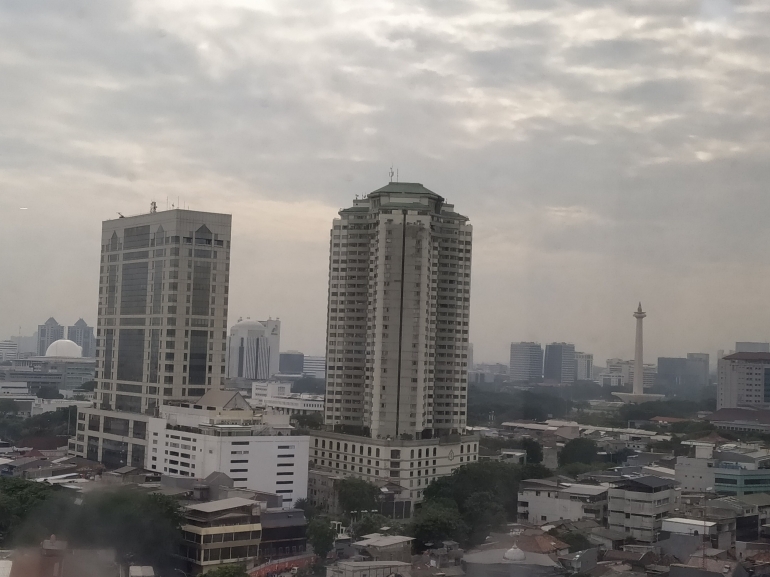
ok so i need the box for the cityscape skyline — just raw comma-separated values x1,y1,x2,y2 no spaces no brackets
5,228,758,371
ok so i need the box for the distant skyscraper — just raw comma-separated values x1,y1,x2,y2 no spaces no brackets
279,351,305,375
71,208,232,467
657,354,709,388
509,342,543,382
323,182,472,439
718,352,770,410
736,342,770,353
575,352,594,381
0,340,18,361
543,343,576,385
67,318,95,358
468,343,474,372
303,356,326,379
37,317,64,356
226,318,280,382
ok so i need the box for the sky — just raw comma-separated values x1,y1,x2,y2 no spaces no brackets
1,0,770,366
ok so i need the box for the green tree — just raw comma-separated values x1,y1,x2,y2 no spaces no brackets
0,477,56,544
36,386,63,400
205,565,249,577
520,438,543,464
350,514,390,539
410,503,468,546
294,498,318,521
462,492,506,544
423,461,551,521
292,413,324,431
558,438,598,466
557,531,592,553
307,518,336,560
15,488,182,571
79,381,97,391
0,399,19,415
336,478,380,517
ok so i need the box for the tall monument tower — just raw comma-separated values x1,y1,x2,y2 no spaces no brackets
633,303,646,395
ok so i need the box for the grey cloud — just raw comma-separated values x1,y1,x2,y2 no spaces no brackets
2,0,770,363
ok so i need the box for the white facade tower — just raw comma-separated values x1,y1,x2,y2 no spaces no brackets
324,182,472,440
633,303,646,395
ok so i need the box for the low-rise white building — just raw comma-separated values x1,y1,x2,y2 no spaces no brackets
250,381,323,415
608,476,680,543
517,478,608,524
147,389,309,506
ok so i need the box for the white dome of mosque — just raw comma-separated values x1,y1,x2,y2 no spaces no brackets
45,339,82,358
503,546,526,562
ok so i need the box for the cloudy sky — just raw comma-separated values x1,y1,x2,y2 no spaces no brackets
1,0,769,366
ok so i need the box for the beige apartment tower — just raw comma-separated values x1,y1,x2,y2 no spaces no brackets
71,208,232,467
325,182,472,440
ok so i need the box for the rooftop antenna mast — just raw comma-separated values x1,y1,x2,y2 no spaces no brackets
389,166,394,182
150,201,157,213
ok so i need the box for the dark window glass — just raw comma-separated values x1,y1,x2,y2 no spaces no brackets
149,329,161,384
120,261,148,315
115,394,142,413
133,420,147,439
117,328,145,382
102,438,129,468
87,436,99,461
131,444,145,467
189,330,208,385
103,416,129,436
103,329,114,379
123,225,151,250
191,261,211,315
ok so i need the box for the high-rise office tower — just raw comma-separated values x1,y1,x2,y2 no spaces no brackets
226,318,280,382
543,343,576,385
324,182,472,439
67,318,95,358
310,182,478,512
37,317,64,356
71,208,232,466
279,351,305,375
509,342,543,382
575,352,594,381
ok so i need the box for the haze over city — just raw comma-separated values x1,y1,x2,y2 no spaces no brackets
2,0,770,364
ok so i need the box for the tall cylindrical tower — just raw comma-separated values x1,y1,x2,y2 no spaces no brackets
633,303,646,395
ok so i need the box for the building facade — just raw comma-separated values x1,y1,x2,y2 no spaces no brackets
226,318,280,383
37,317,64,356
324,182,472,439
67,319,95,358
74,208,232,467
279,351,305,375
310,431,476,506
657,354,709,389
575,352,594,381
717,352,770,410
0,340,18,362
676,444,770,496
517,478,607,524
180,497,263,573
509,342,543,383
544,343,576,385
302,356,326,379
608,476,680,543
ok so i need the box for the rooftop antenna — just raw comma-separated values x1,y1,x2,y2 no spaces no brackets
396,168,399,182
150,201,157,213
117,212,124,218
389,166,394,182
